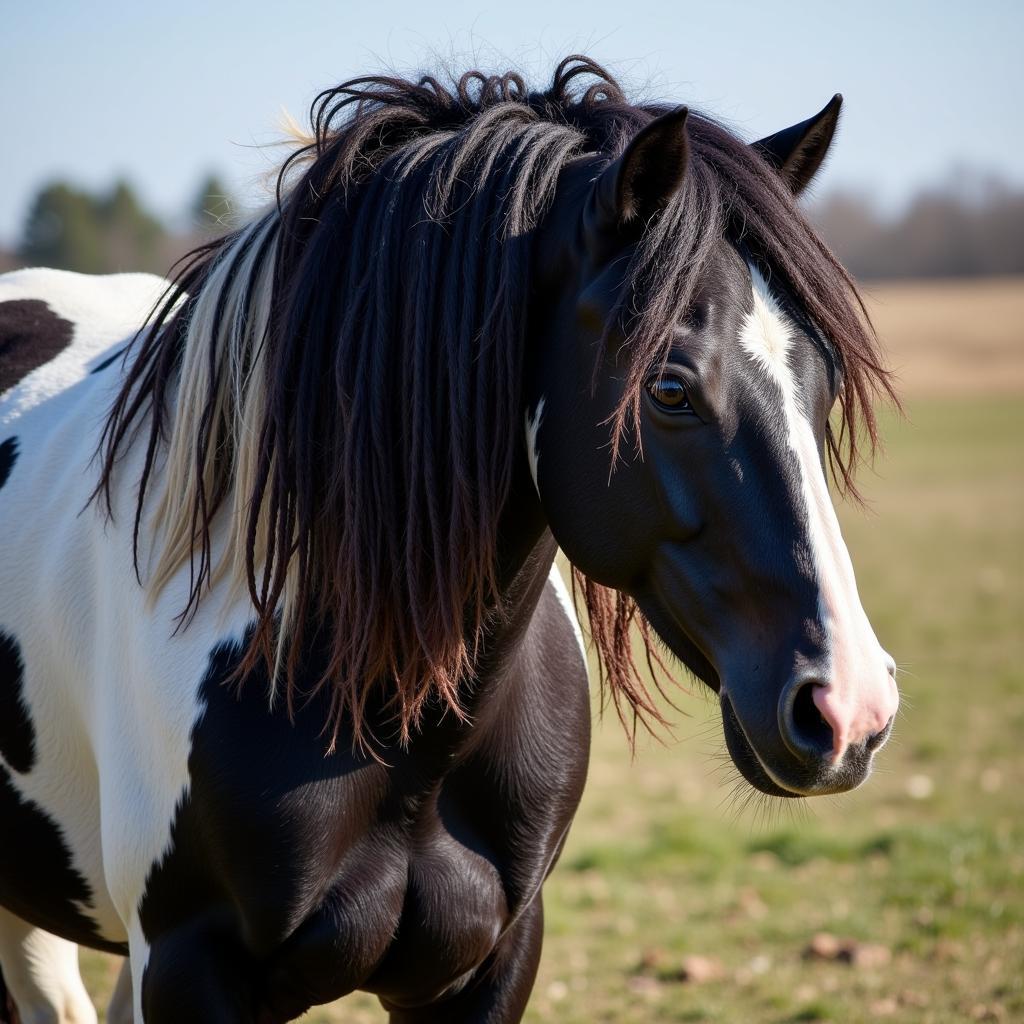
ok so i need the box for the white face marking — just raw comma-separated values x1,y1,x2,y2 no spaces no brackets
525,397,546,498
739,266,898,760
738,266,794,377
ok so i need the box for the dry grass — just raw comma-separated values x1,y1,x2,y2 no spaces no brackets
864,276,1024,396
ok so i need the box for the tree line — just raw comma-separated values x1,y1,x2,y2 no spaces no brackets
807,173,1024,280
5,176,234,277
3,171,1023,281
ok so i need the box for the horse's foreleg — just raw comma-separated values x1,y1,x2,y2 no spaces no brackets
1,963,16,1024
135,920,259,1024
0,906,96,1024
105,959,132,1024
383,897,544,1024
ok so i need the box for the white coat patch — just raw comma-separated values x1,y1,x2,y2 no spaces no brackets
0,268,255,949
547,563,587,666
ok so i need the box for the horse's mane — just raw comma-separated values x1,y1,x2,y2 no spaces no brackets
94,56,893,750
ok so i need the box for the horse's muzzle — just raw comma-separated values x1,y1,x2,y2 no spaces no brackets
720,687,895,798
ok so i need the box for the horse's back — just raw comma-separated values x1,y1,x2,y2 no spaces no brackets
0,267,167,408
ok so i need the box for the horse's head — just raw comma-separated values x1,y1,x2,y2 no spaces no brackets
528,98,898,797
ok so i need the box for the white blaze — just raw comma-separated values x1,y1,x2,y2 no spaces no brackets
739,266,898,760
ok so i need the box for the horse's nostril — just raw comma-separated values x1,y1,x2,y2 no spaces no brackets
784,680,834,760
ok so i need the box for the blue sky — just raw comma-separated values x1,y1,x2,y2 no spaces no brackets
2,0,1021,246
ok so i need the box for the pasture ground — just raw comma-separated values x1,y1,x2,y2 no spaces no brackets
78,278,1024,1022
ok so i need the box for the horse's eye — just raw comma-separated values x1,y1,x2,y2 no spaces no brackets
646,374,692,412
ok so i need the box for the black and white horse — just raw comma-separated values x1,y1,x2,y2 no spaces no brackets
0,57,899,1023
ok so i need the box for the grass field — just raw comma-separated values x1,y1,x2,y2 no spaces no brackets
78,278,1024,1022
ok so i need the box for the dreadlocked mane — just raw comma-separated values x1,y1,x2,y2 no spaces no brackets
93,56,894,750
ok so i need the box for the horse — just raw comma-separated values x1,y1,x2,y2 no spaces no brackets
0,55,899,1023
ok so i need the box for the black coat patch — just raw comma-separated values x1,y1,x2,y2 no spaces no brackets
0,438,16,491
0,299,75,394
137,630,400,968
0,632,35,773
0,766,122,954
136,601,589,1018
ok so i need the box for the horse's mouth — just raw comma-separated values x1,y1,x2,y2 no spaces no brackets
719,694,803,798
720,693,882,799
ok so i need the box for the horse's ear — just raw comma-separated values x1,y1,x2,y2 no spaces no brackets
589,106,690,235
753,94,843,195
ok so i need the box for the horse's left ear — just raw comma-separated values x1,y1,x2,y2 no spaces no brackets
753,94,843,195
589,106,690,235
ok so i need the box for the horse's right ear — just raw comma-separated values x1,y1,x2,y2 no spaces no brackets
586,106,690,240
753,94,843,195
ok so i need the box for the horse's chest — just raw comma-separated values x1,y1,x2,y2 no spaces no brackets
329,807,515,1001
236,785,541,1015
366,797,521,999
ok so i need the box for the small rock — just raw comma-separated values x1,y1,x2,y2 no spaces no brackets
906,773,934,799
842,942,892,970
676,954,726,983
804,932,842,960
545,980,567,1002
748,954,772,975
803,933,891,969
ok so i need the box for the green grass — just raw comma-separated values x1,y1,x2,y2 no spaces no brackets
80,395,1024,1022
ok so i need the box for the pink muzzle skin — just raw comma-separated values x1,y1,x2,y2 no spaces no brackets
811,655,900,763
